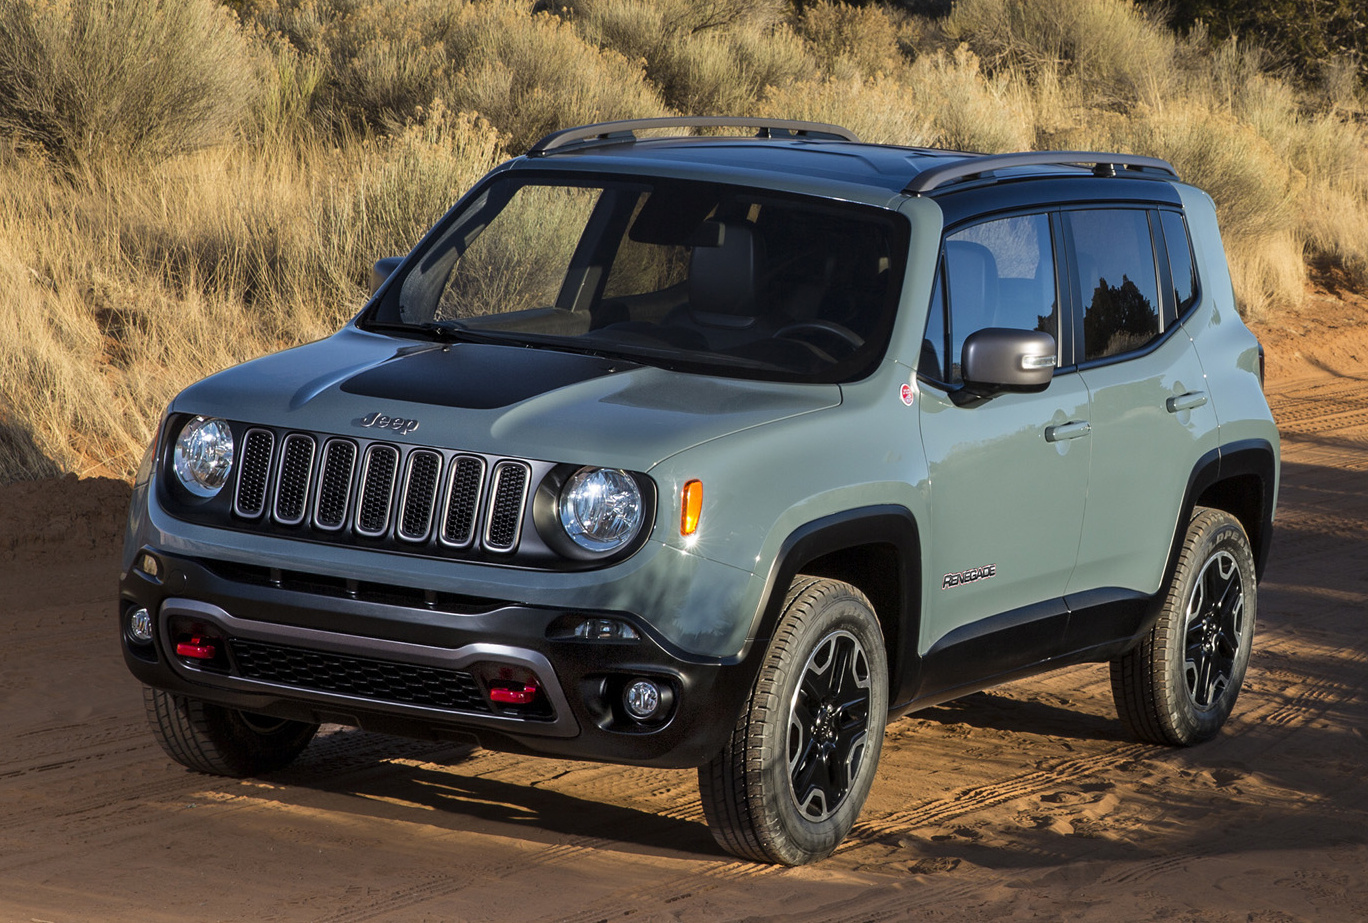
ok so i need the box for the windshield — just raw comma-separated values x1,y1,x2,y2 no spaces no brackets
363,174,909,383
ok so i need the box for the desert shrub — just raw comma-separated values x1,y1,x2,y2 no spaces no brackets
796,1,908,78
649,24,810,115
905,45,1036,152
762,67,936,146
240,0,455,133
941,0,1177,106
244,0,661,150
441,0,664,151
254,43,328,140
571,0,789,40
0,0,257,165
567,0,810,116
763,45,1035,152
1139,0,1368,92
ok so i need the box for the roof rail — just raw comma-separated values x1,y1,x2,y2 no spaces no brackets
904,150,1179,194
527,117,859,156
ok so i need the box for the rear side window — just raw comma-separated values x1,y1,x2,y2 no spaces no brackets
1066,209,1162,362
1159,210,1198,323
922,213,1058,384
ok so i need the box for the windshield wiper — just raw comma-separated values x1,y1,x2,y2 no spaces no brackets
365,320,526,347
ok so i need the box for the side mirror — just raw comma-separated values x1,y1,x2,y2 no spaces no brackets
959,328,1057,400
369,257,404,296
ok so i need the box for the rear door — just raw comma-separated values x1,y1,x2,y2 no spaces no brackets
1062,207,1220,647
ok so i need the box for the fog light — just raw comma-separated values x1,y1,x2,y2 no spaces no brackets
624,679,662,721
574,618,639,642
128,607,154,643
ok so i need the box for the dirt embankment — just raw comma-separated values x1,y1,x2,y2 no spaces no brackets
0,473,130,564
1,290,1367,921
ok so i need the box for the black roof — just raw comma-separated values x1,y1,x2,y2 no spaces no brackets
520,118,1180,201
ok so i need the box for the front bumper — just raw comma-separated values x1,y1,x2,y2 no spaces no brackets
120,549,760,767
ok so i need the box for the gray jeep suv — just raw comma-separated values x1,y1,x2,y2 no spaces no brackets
120,117,1279,865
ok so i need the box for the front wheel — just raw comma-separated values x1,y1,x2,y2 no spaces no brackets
1111,507,1257,745
144,687,318,777
698,576,888,865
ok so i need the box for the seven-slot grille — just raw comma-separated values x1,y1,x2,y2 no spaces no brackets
233,427,530,555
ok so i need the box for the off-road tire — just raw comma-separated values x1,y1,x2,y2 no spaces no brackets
145,686,318,777
1111,507,1257,745
698,576,888,865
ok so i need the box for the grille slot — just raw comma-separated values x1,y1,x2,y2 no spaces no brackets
229,639,491,712
355,444,400,537
440,456,486,548
273,434,316,525
234,429,275,519
484,461,530,552
397,450,442,542
313,439,358,531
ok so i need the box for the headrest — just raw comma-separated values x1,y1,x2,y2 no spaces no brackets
689,221,764,321
945,239,999,328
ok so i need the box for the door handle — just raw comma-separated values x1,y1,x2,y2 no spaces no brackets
1166,391,1208,413
1044,420,1091,442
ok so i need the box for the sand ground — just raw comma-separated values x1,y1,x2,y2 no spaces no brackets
1,291,1366,922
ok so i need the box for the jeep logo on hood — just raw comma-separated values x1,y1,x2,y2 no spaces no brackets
358,411,420,435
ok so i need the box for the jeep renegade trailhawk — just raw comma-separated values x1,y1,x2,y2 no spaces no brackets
121,117,1279,865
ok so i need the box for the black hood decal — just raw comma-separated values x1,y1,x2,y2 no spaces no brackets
340,343,629,410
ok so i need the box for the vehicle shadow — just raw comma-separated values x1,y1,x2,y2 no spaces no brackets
907,686,1132,743
263,727,721,859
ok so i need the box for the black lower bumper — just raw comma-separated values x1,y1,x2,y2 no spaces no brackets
120,548,761,768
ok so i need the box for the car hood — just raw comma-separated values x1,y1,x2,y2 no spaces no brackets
171,327,841,471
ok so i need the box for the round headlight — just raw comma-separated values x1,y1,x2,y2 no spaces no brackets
558,467,644,554
173,416,234,498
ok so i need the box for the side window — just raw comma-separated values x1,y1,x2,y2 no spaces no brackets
937,213,1057,385
1067,209,1162,362
1159,210,1198,323
921,270,948,381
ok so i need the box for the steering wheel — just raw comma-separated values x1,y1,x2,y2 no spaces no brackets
775,319,865,356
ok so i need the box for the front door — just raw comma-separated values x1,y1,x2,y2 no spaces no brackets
915,212,1091,694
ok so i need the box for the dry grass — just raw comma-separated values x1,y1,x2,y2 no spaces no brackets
0,110,501,481
1,0,1366,481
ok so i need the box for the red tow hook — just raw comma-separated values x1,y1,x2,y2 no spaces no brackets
489,684,539,705
176,636,218,660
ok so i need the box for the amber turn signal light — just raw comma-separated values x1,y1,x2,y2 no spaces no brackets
681,479,703,536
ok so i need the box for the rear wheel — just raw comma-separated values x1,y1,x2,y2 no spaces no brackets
698,576,888,865
144,686,318,777
1111,507,1257,745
